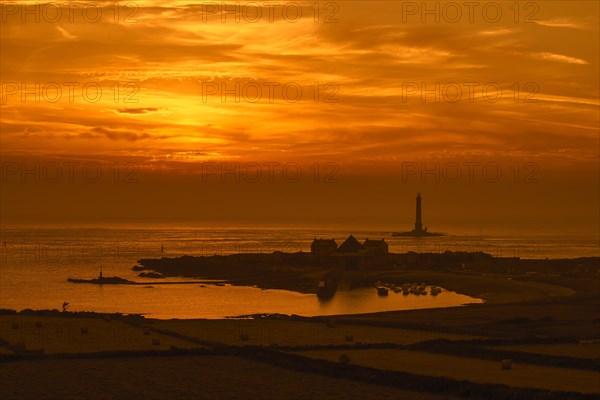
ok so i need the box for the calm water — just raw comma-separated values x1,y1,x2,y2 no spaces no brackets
0,224,597,318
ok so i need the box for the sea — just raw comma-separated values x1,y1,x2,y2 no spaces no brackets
0,222,597,319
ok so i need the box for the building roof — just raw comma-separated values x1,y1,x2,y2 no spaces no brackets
336,235,363,254
312,238,337,244
363,238,387,247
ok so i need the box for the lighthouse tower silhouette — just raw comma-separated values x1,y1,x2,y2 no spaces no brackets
414,193,424,233
392,193,442,236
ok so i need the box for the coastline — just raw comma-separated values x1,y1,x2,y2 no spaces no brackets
133,252,598,305
2,264,598,399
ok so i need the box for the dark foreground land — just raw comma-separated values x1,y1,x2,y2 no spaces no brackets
1,355,458,400
1,253,599,399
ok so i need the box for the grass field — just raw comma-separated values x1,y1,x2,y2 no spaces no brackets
0,315,199,354
0,355,459,400
489,342,600,360
337,299,600,339
148,318,480,347
295,348,600,394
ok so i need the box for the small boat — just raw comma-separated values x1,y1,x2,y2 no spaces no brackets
317,272,340,299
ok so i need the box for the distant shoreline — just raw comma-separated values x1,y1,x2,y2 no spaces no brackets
4,250,598,320
132,251,598,304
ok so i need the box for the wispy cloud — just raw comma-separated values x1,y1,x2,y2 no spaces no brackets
534,19,586,29
479,29,513,36
534,52,588,65
56,26,77,40
116,108,160,115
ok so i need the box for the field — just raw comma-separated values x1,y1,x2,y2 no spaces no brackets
1,268,598,399
0,315,199,354
148,318,480,347
337,298,600,339
0,355,458,400
294,348,600,394
489,342,600,359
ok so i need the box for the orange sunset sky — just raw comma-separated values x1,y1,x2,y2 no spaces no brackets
0,1,598,230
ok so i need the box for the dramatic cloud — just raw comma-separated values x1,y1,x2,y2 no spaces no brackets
1,1,598,166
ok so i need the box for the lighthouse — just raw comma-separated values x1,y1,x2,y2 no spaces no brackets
415,193,423,233
392,193,444,237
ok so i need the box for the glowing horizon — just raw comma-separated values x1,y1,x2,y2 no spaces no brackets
1,1,598,226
